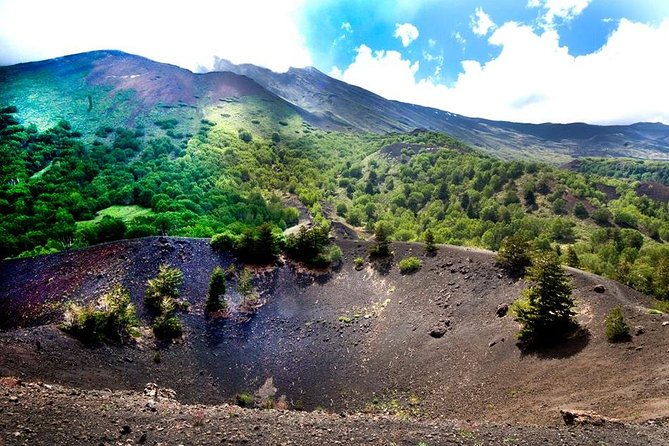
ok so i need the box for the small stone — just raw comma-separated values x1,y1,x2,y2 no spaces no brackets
138,433,148,444
496,304,509,317
9,396,18,403
488,341,497,347
120,425,132,435
662,321,669,327
593,284,605,293
635,326,645,336
430,326,447,338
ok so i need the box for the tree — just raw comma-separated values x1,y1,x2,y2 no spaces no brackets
512,252,576,343
565,245,580,268
206,266,227,314
424,229,437,256
496,235,531,274
370,221,390,257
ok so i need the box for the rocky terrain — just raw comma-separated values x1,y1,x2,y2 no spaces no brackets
2,237,669,444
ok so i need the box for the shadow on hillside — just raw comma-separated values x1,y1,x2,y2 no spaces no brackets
518,327,591,360
371,256,393,276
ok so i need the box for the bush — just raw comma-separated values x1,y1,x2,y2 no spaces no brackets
152,312,183,339
210,232,238,251
145,264,184,312
399,256,422,274
496,235,531,274
604,307,630,342
61,285,139,345
235,392,255,407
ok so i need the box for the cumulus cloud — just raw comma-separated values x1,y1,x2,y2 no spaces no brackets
333,45,420,101
0,0,312,72
471,7,496,36
528,0,592,24
394,23,420,47
331,19,669,125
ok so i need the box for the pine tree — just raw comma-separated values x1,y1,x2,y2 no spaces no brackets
514,252,576,343
424,229,437,256
206,266,227,314
565,245,580,268
370,222,390,257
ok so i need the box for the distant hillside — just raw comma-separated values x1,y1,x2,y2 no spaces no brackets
1,50,669,161
214,58,669,161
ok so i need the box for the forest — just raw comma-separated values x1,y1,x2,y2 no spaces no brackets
1,104,668,301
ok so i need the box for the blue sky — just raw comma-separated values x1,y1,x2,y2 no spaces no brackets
1,0,668,124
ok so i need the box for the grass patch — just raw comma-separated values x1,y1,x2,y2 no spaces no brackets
650,299,669,314
77,205,153,228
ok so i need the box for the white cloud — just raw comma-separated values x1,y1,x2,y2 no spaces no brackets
332,19,669,125
453,32,467,47
0,0,311,73
528,0,592,24
394,23,420,47
336,45,419,101
428,38,437,48
341,22,353,33
471,7,496,36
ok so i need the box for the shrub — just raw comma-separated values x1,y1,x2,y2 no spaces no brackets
61,285,139,345
206,266,227,315
511,252,576,343
496,235,531,274
235,392,255,407
210,232,238,251
354,257,364,268
152,297,183,340
604,307,630,342
145,264,184,313
399,256,422,274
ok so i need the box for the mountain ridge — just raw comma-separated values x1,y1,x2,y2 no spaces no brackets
2,50,669,161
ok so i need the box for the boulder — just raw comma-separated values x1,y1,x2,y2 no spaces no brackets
560,409,622,426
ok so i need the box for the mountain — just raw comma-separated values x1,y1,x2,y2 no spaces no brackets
214,58,669,161
1,50,669,162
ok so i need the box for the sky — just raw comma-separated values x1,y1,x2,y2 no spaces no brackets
0,0,668,125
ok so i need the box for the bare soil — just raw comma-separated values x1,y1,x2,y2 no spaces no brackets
2,237,669,444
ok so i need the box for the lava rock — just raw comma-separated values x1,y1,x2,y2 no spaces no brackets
593,284,606,293
496,304,508,317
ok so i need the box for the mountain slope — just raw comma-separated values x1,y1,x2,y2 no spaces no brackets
214,58,669,161
1,50,669,161
0,50,320,137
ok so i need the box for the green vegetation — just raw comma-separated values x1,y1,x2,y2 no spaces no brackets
60,285,139,345
284,220,341,267
145,265,185,340
424,229,437,256
510,252,576,344
235,392,255,408
398,256,422,274
570,158,669,186
496,235,532,274
206,266,227,315
2,104,669,305
604,307,630,342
